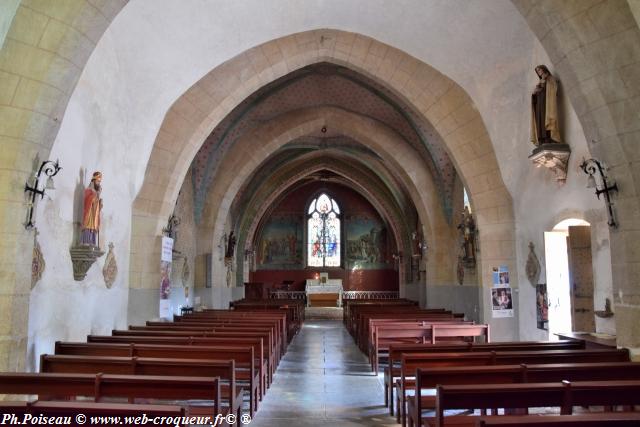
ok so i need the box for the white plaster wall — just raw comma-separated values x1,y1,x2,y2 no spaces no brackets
27,28,134,371
37,0,607,346
512,44,614,341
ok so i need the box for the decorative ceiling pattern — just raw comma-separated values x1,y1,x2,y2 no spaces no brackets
191,63,457,223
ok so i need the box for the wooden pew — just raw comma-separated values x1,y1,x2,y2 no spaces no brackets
0,373,222,419
397,349,630,427
226,302,303,338
371,323,489,373
86,334,269,394
475,413,640,426
110,329,277,373
384,340,586,416
0,401,187,424
357,311,460,347
54,342,260,416
172,314,287,349
171,311,288,350
129,322,281,360
365,316,465,349
343,300,420,331
40,355,243,420
128,323,283,361
421,380,640,427
407,362,640,427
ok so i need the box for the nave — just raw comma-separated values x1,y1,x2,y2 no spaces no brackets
250,318,398,427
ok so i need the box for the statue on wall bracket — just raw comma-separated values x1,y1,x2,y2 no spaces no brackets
528,65,571,183
457,206,476,268
70,171,105,281
224,231,236,287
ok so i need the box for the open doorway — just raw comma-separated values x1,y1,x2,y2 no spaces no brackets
544,218,593,337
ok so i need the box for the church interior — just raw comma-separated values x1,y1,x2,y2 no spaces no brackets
2,0,640,425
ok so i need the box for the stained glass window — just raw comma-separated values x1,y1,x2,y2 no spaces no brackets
307,193,341,267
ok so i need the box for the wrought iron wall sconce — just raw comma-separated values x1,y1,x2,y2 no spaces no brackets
24,159,61,229
580,158,618,228
162,214,181,238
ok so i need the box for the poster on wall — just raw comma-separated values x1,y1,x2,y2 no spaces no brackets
161,236,174,262
492,265,510,286
159,236,173,320
491,287,514,318
536,283,549,330
491,266,513,318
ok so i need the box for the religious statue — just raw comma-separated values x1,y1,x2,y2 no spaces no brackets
225,231,236,259
458,206,476,267
531,65,561,146
81,171,103,247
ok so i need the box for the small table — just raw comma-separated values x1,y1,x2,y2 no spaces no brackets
180,306,194,315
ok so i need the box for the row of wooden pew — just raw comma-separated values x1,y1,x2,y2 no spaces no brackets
346,299,640,427
0,299,304,424
344,299,489,373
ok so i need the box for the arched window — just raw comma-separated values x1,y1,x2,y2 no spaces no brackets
307,193,341,267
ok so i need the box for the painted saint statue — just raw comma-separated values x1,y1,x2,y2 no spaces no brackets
531,65,561,146
81,171,103,247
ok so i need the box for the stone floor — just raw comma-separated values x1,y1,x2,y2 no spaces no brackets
249,319,399,427
304,307,344,320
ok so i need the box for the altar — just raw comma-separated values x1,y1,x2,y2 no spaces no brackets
305,279,343,307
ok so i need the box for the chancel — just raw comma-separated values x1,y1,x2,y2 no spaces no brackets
1,1,640,425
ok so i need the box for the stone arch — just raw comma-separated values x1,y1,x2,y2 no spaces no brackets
199,106,450,289
131,31,514,321
241,157,409,259
236,155,414,287
512,0,640,348
0,0,126,372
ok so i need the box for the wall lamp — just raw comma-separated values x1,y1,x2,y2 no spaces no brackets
24,159,61,229
580,157,618,228
162,214,181,238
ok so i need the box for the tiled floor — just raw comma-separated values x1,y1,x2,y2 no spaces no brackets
249,320,399,426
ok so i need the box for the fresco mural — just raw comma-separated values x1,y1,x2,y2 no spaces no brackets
346,216,390,270
257,216,304,270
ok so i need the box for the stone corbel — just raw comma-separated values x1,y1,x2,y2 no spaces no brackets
528,143,571,183
70,245,104,281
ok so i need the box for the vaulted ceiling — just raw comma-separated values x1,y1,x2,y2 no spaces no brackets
190,63,459,236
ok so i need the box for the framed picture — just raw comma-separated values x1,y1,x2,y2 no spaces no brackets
536,283,549,330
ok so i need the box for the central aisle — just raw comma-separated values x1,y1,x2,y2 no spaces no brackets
250,319,399,426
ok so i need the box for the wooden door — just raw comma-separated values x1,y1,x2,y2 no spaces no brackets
567,225,595,332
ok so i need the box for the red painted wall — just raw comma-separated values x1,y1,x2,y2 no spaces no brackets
251,180,399,291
